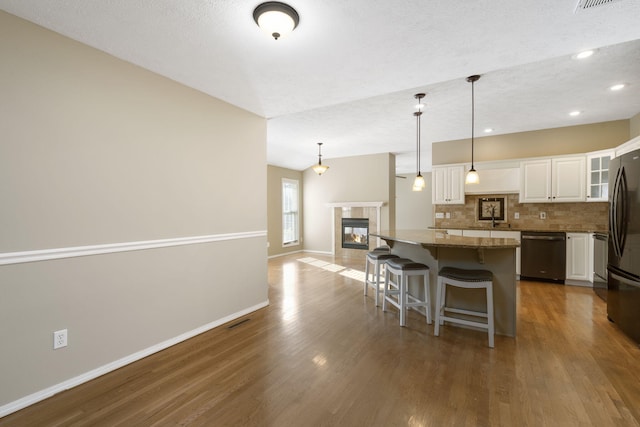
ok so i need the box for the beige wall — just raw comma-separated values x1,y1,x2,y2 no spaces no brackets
432,120,630,165
302,153,395,253
0,11,267,410
267,165,303,257
395,173,433,229
631,112,640,138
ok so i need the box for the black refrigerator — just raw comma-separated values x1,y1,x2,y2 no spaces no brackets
608,148,640,345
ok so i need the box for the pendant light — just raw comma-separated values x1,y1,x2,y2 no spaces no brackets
465,75,480,184
253,2,300,40
312,142,329,175
412,93,426,191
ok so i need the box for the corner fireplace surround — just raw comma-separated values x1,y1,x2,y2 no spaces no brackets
327,201,384,258
342,218,369,250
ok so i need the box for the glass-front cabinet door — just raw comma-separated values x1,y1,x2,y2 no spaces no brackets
587,151,613,202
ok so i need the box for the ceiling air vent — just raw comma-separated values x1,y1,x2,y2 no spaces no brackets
575,0,623,13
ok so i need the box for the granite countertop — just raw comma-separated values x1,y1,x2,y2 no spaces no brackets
371,230,520,249
429,226,608,234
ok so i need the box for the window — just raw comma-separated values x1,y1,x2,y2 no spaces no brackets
282,178,299,246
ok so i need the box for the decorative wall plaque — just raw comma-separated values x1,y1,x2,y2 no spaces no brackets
478,197,505,221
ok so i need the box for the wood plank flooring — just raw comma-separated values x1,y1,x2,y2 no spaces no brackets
2,253,640,426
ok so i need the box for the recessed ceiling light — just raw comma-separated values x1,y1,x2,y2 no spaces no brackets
569,111,581,116
610,84,626,91
574,50,595,59
484,128,493,133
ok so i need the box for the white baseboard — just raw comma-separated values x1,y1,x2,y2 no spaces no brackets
565,279,594,288
0,300,269,418
267,249,303,259
302,249,333,255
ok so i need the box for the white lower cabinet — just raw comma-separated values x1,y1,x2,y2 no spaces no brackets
490,230,521,276
566,232,593,283
462,229,491,237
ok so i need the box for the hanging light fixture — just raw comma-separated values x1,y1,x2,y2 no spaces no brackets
465,75,481,184
253,2,300,40
412,93,426,191
312,142,329,175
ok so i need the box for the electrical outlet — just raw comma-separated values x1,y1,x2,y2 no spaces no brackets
540,212,547,220
53,329,67,349
445,212,451,219
514,212,520,219
435,212,444,219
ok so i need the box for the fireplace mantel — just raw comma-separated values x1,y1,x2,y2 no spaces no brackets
326,201,385,208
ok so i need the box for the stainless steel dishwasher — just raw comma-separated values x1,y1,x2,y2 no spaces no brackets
520,231,566,283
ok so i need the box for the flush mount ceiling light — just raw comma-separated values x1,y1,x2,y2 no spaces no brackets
412,93,426,192
610,83,626,91
484,128,494,133
253,2,299,40
569,110,582,116
312,142,329,175
465,75,481,185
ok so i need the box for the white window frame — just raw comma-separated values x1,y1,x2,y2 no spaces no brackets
282,178,300,247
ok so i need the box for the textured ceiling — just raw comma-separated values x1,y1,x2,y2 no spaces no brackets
1,0,639,173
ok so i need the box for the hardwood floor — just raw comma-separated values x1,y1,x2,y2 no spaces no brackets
2,253,640,426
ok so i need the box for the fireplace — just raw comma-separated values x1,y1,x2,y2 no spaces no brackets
342,218,369,250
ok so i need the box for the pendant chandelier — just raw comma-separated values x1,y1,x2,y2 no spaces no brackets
465,75,481,184
412,93,426,191
312,142,329,175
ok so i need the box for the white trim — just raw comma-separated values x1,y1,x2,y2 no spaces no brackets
0,231,267,266
268,249,303,259
0,300,269,418
282,177,300,247
326,201,385,208
303,249,333,255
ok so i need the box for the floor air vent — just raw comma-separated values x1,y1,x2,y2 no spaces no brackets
575,0,622,12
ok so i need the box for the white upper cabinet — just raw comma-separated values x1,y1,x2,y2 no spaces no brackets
432,165,465,204
614,135,640,158
464,167,520,194
552,157,586,202
519,156,586,203
519,159,552,202
586,151,612,202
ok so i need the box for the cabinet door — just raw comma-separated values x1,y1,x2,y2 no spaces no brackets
447,165,465,204
566,233,590,281
587,153,611,202
553,157,586,202
432,167,448,204
519,159,552,203
432,166,465,204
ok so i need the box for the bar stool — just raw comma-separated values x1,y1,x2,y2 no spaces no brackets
364,250,399,306
382,258,432,326
435,266,495,348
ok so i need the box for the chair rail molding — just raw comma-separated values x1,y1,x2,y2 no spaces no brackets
0,230,267,266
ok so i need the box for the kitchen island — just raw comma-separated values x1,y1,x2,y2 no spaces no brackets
371,229,520,337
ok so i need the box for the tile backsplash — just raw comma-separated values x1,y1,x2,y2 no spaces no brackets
433,193,608,232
